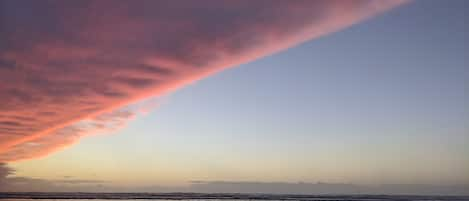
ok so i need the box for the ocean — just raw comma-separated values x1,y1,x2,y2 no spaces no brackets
0,193,468,201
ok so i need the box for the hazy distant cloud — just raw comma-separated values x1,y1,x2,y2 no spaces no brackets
189,181,469,195
190,181,362,194
2,163,468,195
0,163,107,192
2,164,468,195
0,163,14,187
0,0,407,161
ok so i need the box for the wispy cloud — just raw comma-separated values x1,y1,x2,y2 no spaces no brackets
0,163,107,192
0,108,139,162
0,0,407,162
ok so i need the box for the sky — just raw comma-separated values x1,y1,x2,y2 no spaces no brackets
0,0,468,194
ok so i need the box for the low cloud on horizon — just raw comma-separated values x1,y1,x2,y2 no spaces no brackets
0,0,407,162
1,163,468,195
0,163,107,192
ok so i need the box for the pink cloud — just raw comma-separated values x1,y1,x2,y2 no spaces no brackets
0,0,407,162
0,108,138,162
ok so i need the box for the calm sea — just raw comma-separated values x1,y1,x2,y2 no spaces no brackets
1,193,468,201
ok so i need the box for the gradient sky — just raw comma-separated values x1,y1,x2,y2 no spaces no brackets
1,0,468,193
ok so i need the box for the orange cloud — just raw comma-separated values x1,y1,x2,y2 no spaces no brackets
0,0,407,162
